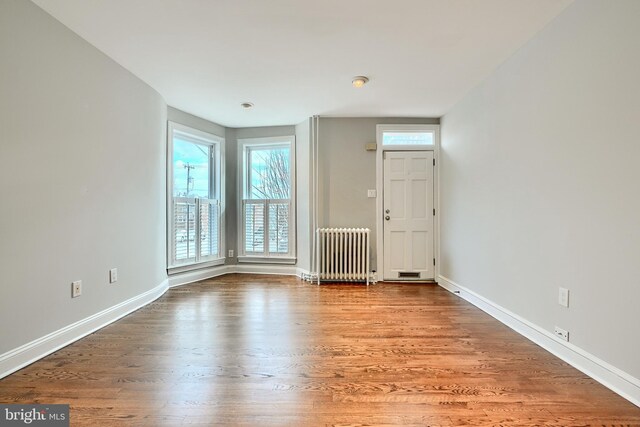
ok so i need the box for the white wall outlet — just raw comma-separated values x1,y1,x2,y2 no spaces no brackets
554,326,569,341
109,268,118,283
558,287,569,307
367,189,377,198
228,250,234,258
71,280,82,298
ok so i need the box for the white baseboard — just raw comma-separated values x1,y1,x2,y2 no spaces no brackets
0,279,168,380
438,275,640,408
168,264,232,288
233,264,299,276
0,264,313,380
168,264,303,288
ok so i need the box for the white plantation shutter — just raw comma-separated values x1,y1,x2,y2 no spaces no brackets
243,200,265,254
172,197,220,265
173,198,196,262
242,199,290,256
199,199,220,259
268,201,289,254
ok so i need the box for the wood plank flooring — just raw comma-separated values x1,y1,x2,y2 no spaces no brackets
1,274,638,426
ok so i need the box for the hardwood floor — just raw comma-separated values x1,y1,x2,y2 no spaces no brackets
1,274,638,426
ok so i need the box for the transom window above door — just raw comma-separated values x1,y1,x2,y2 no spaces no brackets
382,131,434,146
379,124,437,150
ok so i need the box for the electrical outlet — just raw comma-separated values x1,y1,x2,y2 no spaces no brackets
71,280,82,298
558,287,569,307
367,189,377,198
554,326,569,341
228,250,234,258
109,268,118,283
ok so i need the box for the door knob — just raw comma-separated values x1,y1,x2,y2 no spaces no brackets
385,216,390,220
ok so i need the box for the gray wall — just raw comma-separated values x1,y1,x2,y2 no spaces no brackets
317,117,439,270
168,107,226,137
295,119,312,271
224,128,238,264
440,0,640,379
0,0,167,353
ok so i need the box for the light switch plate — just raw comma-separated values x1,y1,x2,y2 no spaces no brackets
367,189,377,198
558,287,569,307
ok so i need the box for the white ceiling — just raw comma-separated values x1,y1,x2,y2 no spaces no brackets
32,0,573,128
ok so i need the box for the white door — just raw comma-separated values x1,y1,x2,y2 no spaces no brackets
383,151,434,280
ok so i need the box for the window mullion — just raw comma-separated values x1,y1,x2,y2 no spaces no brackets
246,148,252,199
214,145,220,199
264,199,270,257
171,198,177,264
195,198,201,262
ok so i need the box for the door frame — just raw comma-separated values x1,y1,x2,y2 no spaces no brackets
375,124,440,282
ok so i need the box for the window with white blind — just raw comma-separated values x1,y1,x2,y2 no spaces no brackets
239,136,295,263
168,122,224,270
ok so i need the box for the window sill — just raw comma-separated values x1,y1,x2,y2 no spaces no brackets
237,256,296,265
167,258,225,275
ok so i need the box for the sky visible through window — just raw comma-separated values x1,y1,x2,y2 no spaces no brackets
249,146,290,199
173,137,210,198
383,132,433,146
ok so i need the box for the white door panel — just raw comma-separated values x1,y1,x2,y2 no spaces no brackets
383,151,434,280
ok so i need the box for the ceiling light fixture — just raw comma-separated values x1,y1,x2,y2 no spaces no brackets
241,102,254,109
352,76,369,88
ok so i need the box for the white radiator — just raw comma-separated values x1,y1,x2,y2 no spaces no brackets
316,228,370,285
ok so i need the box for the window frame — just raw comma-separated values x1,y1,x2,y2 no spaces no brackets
237,135,296,264
379,124,436,150
167,121,225,273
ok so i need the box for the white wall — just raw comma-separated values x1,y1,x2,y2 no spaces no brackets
440,0,640,383
0,0,166,353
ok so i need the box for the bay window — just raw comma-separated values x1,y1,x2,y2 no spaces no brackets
168,122,224,270
239,136,295,262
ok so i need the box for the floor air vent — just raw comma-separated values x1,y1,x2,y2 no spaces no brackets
398,272,421,278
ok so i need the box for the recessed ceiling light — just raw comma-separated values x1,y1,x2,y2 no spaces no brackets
241,102,254,109
352,76,369,88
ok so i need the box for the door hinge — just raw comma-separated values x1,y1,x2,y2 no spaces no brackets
433,208,436,216
433,158,435,166
433,258,436,266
